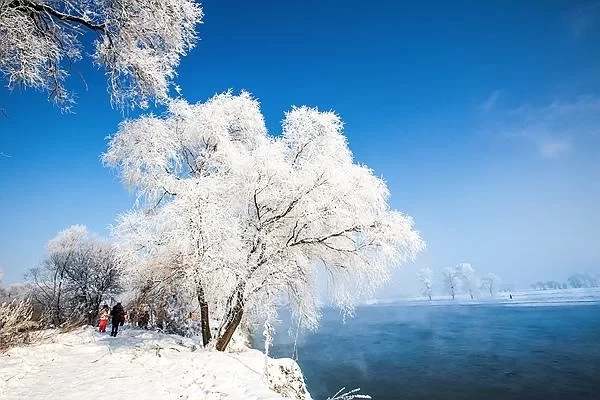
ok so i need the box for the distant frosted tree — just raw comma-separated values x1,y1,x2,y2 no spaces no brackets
481,273,500,297
545,281,561,290
0,0,203,109
443,267,460,300
27,225,123,326
568,273,599,288
105,91,425,351
0,282,31,301
416,267,433,300
456,263,478,300
500,283,515,294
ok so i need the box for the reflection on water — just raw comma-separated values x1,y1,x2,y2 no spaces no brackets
267,304,600,400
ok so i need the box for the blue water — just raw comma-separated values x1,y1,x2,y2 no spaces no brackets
268,303,600,400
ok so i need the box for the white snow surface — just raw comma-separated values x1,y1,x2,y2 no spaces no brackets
0,326,311,400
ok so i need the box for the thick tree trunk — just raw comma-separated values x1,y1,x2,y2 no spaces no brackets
215,292,244,352
196,282,211,347
215,260,263,351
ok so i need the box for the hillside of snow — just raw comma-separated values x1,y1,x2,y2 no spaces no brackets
0,326,311,400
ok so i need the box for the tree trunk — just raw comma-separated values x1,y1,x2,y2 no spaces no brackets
215,261,263,351
54,278,63,326
196,282,211,347
215,292,244,352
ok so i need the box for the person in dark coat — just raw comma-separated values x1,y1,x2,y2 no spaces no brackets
140,310,150,330
110,302,124,337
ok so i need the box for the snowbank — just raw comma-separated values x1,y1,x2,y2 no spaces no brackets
0,326,311,400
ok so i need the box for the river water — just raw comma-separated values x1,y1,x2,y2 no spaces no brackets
268,303,600,399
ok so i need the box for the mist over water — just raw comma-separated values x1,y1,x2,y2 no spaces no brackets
267,303,600,400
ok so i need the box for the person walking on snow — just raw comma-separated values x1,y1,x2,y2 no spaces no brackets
119,308,126,326
98,304,110,333
140,310,150,329
110,302,124,337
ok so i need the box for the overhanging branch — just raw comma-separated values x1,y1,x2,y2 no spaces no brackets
7,0,106,31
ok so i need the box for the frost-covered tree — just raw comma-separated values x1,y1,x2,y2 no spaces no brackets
416,267,433,300
104,91,425,351
0,282,31,302
481,273,500,297
545,281,562,290
27,225,123,326
0,0,203,109
568,273,599,288
456,263,478,300
500,283,515,293
443,266,459,300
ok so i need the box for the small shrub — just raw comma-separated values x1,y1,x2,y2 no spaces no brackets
0,298,40,351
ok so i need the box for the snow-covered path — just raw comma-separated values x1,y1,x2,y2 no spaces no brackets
0,327,293,400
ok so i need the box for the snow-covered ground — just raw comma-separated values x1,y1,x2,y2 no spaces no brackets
0,326,310,400
366,287,600,307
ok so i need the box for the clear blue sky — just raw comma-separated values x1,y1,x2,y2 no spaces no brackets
1,0,599,293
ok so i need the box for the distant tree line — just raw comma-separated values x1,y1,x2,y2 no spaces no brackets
531,273,600,291
417,264,506,300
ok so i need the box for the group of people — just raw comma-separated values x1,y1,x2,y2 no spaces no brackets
129,308,151,330
98,303,151,336
98,303,125,337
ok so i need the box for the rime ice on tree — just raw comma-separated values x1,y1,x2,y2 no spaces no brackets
104,91,425,351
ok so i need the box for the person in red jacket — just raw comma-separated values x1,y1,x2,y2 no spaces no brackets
119,308,126,326
98,304,109,333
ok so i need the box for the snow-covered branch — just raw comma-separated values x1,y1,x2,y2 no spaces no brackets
0,0,203,109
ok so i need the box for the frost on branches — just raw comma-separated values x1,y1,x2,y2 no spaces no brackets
0,297,37,351
104,91,425,351
27,225,123,326
443,266,460,300
456,263,479,300
416,267,433,300
481,273,500,297
0,0,203,109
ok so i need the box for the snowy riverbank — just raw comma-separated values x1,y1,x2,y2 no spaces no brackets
0,326,311,400
366,287,600,307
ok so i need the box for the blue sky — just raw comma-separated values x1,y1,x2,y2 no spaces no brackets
1,0,599,294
